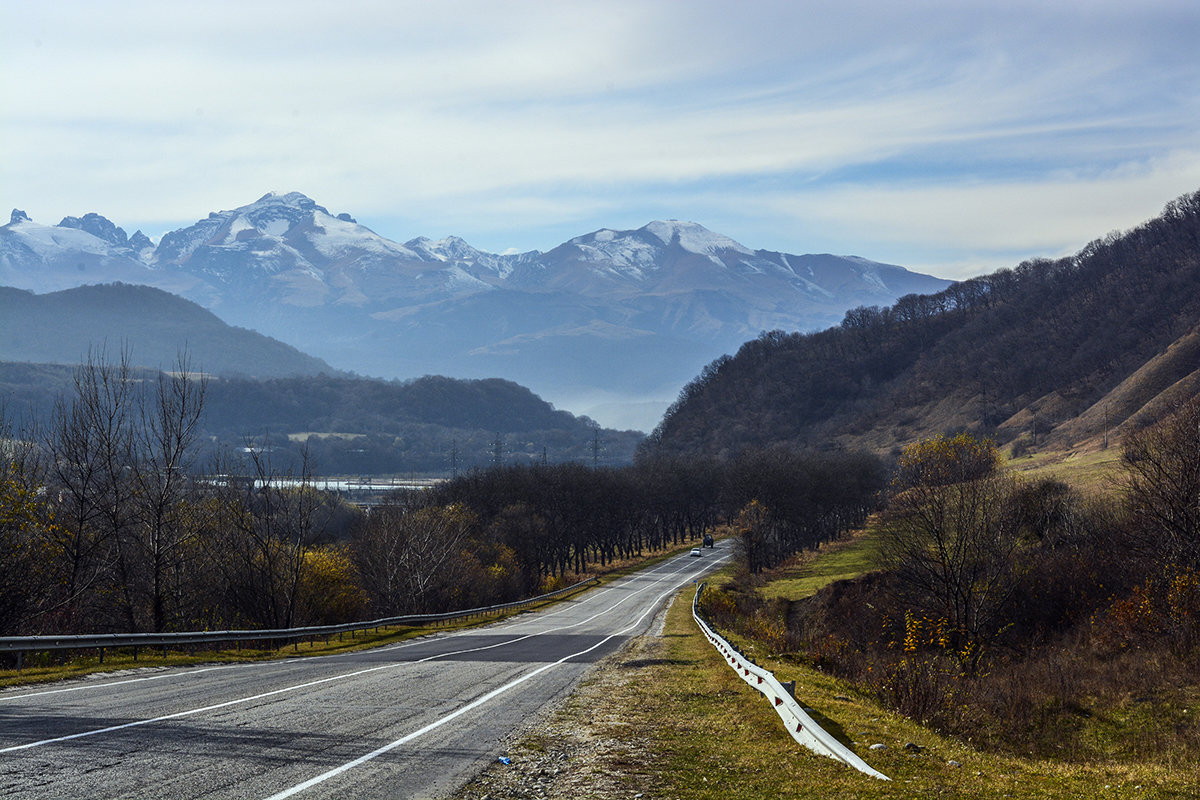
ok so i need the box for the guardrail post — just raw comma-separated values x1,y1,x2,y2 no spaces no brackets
15,651,22,672
99,647,105,665
133,646,139,661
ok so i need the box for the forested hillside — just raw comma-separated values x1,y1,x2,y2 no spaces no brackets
201,373,644,471
644,189,1200,459
0,357,881,636
0,283,334,378
0,363,643,473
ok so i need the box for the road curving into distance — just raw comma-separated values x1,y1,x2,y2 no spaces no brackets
0,544,731,799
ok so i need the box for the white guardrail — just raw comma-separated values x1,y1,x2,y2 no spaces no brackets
692,584,889,781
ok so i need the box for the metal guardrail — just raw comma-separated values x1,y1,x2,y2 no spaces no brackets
0,577,600,669
692,584,889,781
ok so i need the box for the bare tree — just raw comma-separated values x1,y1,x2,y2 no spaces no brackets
129,355,208,631
881,434,1023,672
223,445,326,628
354,503,475,614
1121,395,1200,569
41,347,138,631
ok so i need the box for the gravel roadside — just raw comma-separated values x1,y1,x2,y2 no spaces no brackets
450,608,672,800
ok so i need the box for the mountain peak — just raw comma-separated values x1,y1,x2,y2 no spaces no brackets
9,209,31,225
58,212,129,248
254,191,318,209
405,234,486,263
640,220,753,256
560,220,761,273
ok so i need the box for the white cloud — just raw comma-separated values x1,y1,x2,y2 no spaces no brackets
741,149,1200,279
2,0,1198,275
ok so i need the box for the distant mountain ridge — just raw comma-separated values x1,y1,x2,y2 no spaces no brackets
0,193,950,429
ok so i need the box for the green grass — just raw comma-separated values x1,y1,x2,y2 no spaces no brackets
606,589,1199,799
760,527,884,601
451,538,1198,799
757,444,1126,608
655,523,1197,797
1005,446,1124,494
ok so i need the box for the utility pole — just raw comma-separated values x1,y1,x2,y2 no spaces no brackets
492,433,504,467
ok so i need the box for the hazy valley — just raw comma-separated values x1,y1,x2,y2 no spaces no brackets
0,192,949,431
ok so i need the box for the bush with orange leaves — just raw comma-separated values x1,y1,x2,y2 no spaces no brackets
1095,568,1200,657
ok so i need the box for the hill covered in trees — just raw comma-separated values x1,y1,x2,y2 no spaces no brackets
0,363,643,473
643,189,1200,459
0,283,334,378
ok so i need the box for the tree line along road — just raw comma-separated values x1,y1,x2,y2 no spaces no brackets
0,545,731,799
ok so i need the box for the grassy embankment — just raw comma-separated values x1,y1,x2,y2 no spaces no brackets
1005,445,1124,493
459,451,1197,799
499,533,1197,799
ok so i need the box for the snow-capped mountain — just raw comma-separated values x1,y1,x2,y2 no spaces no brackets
0,208,200,296
0,192,951,430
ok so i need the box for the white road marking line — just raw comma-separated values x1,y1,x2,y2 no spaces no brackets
0,553,726,755
0,547,712,704
262,555,726,799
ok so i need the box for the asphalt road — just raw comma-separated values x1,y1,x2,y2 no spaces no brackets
0,545,731,799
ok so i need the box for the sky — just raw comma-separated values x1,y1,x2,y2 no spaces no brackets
3,0,1199,281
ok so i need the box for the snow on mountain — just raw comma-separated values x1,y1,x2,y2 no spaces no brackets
305,210,423,262
0,191,953,430
403,235,541,282
565,228,661,275
0,194,950,321
58,212,130,247
774,253,833,298
154,214,226,266
559,221,777,290
443,263,496,292
4,215,120,259
643,220,754,259
405,235,482,263
0,210,197,296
